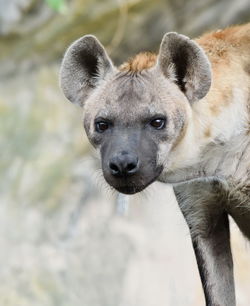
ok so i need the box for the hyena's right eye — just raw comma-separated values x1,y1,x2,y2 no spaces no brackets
95,121,110,133
149,118,166,130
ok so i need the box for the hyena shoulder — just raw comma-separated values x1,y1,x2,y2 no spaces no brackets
196,23,250,115
196,23,250,62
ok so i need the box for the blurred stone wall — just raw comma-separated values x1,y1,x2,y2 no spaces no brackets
0,1,250,305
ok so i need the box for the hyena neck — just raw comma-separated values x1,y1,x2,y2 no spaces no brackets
160,87,250,184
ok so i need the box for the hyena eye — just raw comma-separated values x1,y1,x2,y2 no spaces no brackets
150,118,166,130
95,121,110,133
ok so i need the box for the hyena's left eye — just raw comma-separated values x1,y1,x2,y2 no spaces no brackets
95,121,110,133
150,118,166,130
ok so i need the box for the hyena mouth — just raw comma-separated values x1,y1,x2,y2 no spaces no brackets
116,184,145,195
111,167,163,195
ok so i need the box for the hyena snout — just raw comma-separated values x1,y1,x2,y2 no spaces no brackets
109,151,139,177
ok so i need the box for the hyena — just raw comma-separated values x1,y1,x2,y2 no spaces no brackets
60,23,250,305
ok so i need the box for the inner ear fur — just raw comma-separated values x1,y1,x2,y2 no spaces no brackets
60,35,114,106
157,32,211,103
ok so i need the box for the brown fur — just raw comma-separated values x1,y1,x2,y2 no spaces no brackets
196,24,250,58
197,24,250,119
119,52,157,72
118,24,250,124
118,24,250,81
118,24,250,75
196,24,250,78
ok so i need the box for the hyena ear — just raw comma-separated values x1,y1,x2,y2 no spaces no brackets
60,35,114,106
157,32,211,103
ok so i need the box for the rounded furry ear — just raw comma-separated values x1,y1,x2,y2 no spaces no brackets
157,32,211,103
60,35,114,107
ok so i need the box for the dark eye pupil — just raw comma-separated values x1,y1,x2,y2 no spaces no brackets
150,119,165,129
96,122,109,132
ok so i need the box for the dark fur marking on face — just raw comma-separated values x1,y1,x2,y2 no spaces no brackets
100,128,163,194
84,113,102,147
83,113,91,133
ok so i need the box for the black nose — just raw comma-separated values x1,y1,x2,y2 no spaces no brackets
109,152,139,177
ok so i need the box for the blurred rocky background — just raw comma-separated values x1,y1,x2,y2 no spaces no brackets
0,0,250,305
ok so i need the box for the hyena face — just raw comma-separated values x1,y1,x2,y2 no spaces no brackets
60,33,211,194
83,70,188,194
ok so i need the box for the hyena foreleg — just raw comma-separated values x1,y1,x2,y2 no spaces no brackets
174,181,235,306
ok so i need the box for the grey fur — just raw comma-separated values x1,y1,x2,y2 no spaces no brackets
174,181,235,305
60,35,114,106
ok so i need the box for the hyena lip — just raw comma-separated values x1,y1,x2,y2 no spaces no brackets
115,184,146,195
103,166,163,194
112,170,163,194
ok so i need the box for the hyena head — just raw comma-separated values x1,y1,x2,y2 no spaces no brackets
60,33,211,194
